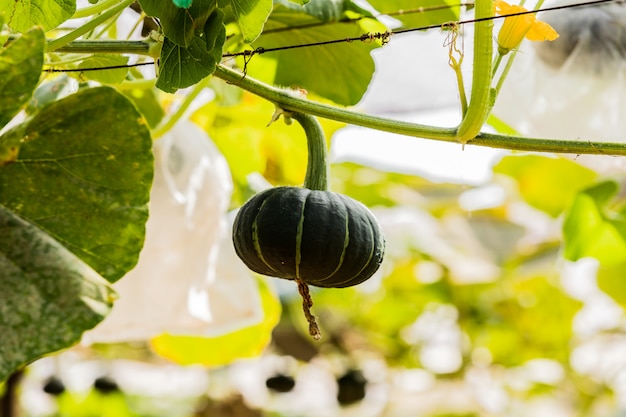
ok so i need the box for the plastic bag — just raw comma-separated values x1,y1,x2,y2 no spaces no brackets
82,121,263,344
494,2,626,142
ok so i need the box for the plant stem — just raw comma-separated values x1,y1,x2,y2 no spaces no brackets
214,65,626,155
44,41,626,156
47,0,134,52
72,0,121,19
455,0,494,143
296,279,321,340
291,112,329,192
492,52,504,78
214,65,457,140
53,40,152,55
453,63,468,117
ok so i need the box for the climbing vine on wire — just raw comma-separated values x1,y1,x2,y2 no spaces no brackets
0,0,625,384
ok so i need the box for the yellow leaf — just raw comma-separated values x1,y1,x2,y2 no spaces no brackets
150,278,281,366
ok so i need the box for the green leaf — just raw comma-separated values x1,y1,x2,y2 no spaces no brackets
231,0,272,42
0,86,153,282
249,4,384,105
563,181,626,266
150,278,281,366
173,0,193,7
0,27,44,130
76,55,129,84
156,9,226,93
122,85,165,129
366,0,460,28
25,75,72,116
139,0,216,46
494,155,597,217
0,205,115,382
0,0,75,32
275,0,374,22
597,262,626,308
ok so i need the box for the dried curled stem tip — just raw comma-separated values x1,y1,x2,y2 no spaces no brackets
295,279,322,340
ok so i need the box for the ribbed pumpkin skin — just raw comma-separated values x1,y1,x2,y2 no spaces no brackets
233,187,385,288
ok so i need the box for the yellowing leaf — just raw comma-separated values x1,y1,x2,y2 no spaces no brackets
597,262,626,308
495,155,597,217
76,55,129,84
150,278,281,366
192,92,343,193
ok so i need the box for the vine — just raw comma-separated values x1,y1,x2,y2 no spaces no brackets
1,0,626,391
36,0,626,155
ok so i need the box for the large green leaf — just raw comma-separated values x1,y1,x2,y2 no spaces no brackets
0,86,153,282
157,9,226,93
366,0,460,28
230,0,272,42
0,0,75,32
76,55,130,84
139,0,217,46
563,181,626,266
494,155,597,217
275,0,375,21
0,205,115,382
0,27,44,130
249,3,384,105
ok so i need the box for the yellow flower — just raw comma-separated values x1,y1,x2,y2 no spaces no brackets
495,0,559,55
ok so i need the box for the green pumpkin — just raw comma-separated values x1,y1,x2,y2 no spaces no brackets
232,186,385,288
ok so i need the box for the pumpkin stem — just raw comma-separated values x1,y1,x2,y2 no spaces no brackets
295,279,322,340
291,112,329,192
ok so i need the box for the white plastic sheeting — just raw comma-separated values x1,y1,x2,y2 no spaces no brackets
83,121,263,343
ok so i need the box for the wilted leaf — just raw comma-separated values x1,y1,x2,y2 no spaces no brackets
0,27,44,129
0,86,153,282
0,205,115,382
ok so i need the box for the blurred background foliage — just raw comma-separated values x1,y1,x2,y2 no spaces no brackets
5,87,626,417
2,0,626,416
